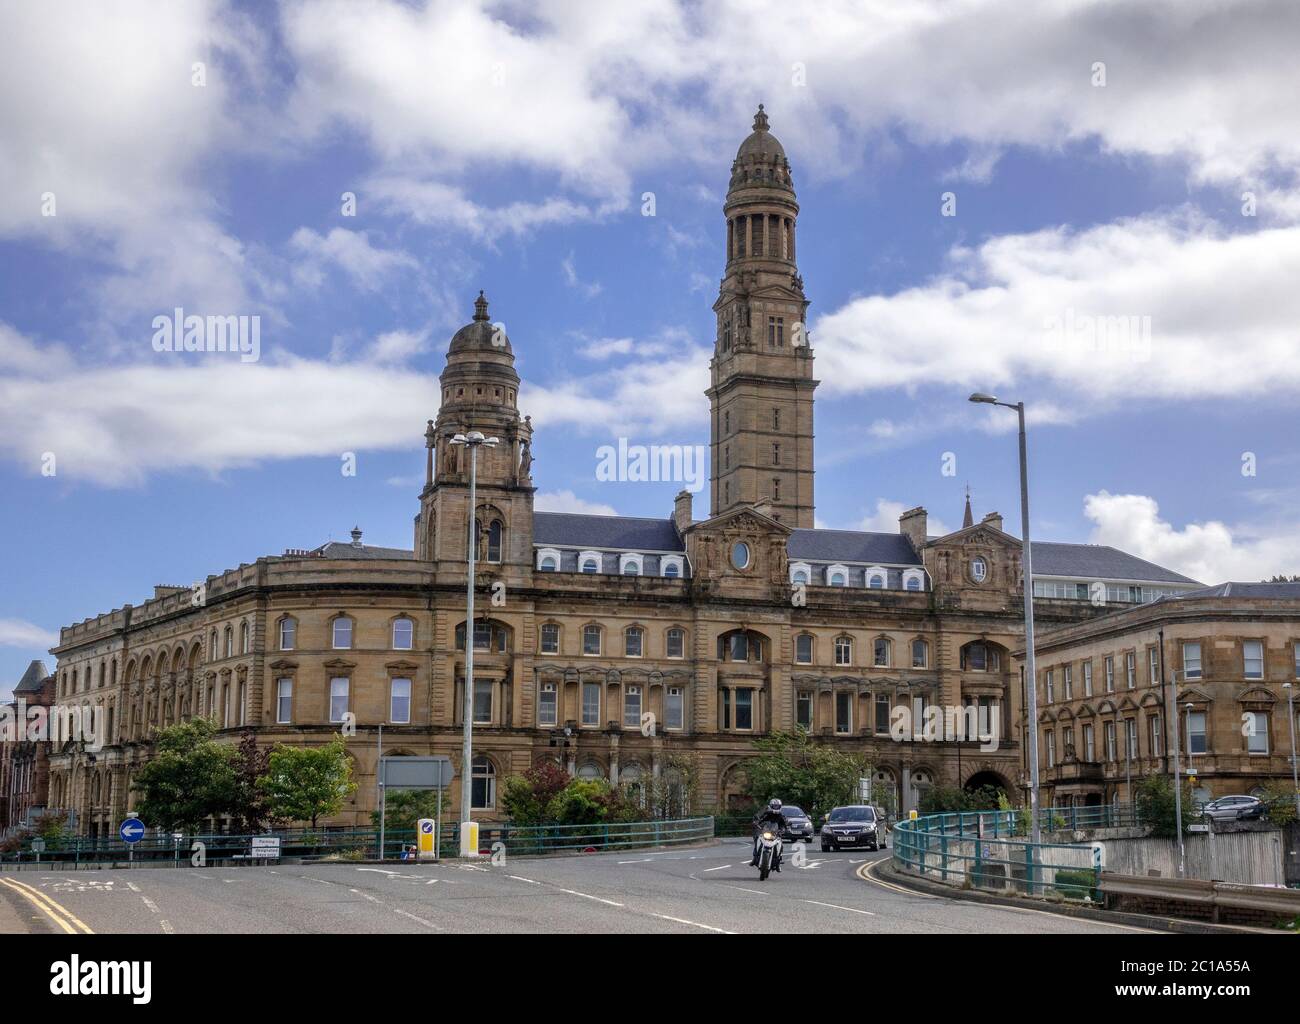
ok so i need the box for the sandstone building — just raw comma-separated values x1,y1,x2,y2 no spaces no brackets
46,109,1215,836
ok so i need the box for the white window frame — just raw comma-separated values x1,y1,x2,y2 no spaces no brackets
539,622,560,655
865,565,888,589
392,617,414,651
536,547,562,572
1243,640,1264,679
538,682,558,727
329,677,350,723
826,563,849,587
901,568,926,592
834,635,853,666
665,687,684,731
578,550,602,574
389,677,411,724
660,555,685,578
1083,660,1093,696
1245,710,1268,754
581,681,601,727
332,616,353,650
278,617,296,651
1182,642,1202,680
276,678,293,724
619,553,644,576
582,624,602,656
624,626,644,658
666,627,685,659
789,561,811,585
472,678,493,725
623,685,642,728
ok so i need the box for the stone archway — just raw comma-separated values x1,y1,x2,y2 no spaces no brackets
962,769,1011,803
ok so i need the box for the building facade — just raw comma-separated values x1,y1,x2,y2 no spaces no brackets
1,660,56,834
45,109,1206,835
1019,582,1300,809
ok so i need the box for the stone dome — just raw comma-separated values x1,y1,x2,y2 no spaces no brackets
729,105,794,194
448,291,512,354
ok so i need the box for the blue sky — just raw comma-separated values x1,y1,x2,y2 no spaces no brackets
3,0,1300,693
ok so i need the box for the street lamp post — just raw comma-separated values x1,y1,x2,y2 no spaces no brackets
1168,670,1186,877
448,430,499,857
969,393,1041,850
1284,683,1299,820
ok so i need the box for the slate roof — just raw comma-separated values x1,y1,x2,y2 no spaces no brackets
14,660,50,694
532,512,684,551
1030,542,1199,585
788,529,921,565
314,541,416,560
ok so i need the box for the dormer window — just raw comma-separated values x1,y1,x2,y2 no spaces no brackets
579,551,602,574
536,547,561,572
866,566,887,589
826,563,849,586
619,553,644,576
790,562,811,585
661,555,685,578
902,568,926,592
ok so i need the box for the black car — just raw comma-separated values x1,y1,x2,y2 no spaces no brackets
820,805,886,851
779,805,815,844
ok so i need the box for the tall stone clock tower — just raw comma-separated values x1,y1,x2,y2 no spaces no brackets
707,105,818,528
415,292,536,586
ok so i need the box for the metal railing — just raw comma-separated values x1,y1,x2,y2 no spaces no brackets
0,816,714,868
891,806,1130,900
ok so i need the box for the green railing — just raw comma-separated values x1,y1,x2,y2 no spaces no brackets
0,816,713,867
892,806,1132,900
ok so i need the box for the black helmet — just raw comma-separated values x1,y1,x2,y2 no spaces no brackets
768,798,783,812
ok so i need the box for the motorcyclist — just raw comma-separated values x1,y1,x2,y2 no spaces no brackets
750,798,786,870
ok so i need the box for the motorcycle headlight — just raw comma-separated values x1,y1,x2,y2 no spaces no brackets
762,830,774,840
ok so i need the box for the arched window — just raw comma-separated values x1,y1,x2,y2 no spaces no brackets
866,567,887,589
911,639,928,669
719,629,765,663
661,555,685,578
539,554,558,571
582,624,602,656
332,616,353,650
471,756,496,810
392,617,413,650
666,627,685,659
240,622,250,654
619,553,643,576
960,642,1001,673
580,550,601,574
578,761,603,780
902,568,926,592
487,519,503,563
224,627,233,658
624,626,644,658
873,637,891,667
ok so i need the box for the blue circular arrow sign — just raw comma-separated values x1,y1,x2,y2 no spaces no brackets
120,817,146,844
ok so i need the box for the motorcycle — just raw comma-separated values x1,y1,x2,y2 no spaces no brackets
755,827,782,880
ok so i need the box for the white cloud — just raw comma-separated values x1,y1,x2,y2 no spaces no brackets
854,499,951,538
561,252,603,298
289,228,419,292
367,178,608,242
814,214,1300,405
365,328,429,365
1082,490,1300,584
0,619,59,649
535,490,618,516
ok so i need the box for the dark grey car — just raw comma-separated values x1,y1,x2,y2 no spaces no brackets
820,805,887,851
1201,795,1266,821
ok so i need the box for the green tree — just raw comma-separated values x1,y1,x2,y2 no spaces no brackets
132,718,238,832
259,736,357,828
1258,781,1299,826
743,729,869,821
1134,774,1196,838
500,760,571,825
228,730,274,833
371,789,445,833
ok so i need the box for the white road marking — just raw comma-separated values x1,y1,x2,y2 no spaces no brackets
701,864,731,872
126,882,140,892
618,858,652,864
508,875,540,885
552,886,623,907
804,900,875,916
159,920,174,934
348,887,442,930
651,913,734,934
140,896,161,914
722,885,769,896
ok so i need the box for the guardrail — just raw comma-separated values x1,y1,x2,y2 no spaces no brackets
893,807,1108,899
0,816,714,868
1101,872,1300,927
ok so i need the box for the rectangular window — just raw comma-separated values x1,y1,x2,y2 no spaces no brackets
835,692,852,734
390,678,411,724
1045,730,1056,768
473,679,492,724
625,629,643,658
1124,718,1137,759
1246,711,1268,754
1243,640,1264,679
666,687,684,730
1064,665,1073,700
1187,711,1207,754
582,682,600,726
1083,661,1093,696
1149,714,1163,758
795,634,813,664
540,623,559,655
1104,656,1115,692
1182,642,1201,680
1045,670,1054,704
473,621,492,650
911,640,926,669
392,619,413,650
623,686,642,728
773,408,780,430
583,626,601,656
538,683,557,727
729,633,749,662
734,689,753,730
835,637,852,666
332,618,352,650
722,689,731,730
875,695,890,735
276,678,293,724
1083,723,1095,761
772,443,780,466
1104,721,1116,761
1063,727,1073,757
1125,652,1136,689
667,628,684,659
329,677,349,723
796,691,812,729
1148,647,1159,685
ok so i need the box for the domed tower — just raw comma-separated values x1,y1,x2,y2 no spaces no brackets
707,105,817,527
415,291,536,580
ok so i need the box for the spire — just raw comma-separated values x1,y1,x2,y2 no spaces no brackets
752,103,769,133
473,290,489,322
962,485,973,529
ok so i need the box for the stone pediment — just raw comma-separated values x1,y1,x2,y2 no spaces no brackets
685,504,790,538
1236,685,1276,705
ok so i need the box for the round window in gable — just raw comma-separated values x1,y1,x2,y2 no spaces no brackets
971,556,988,583
731,541,751,570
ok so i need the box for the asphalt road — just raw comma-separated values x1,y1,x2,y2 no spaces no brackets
0,839,1149,934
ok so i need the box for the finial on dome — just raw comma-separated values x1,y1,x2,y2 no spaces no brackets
473,290,489,321
753,104,769,132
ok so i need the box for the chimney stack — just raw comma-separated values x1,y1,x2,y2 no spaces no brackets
673,490,693,533
899,506,928,551
981,511,1004,532
350,526,364,548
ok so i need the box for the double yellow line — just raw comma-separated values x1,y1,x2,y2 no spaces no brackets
0,877,94,934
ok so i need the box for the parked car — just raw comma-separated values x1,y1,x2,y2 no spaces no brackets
779,805,815,844
1201,795,1266,821
820,805,887,851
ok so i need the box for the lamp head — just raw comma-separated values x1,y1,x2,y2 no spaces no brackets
969,392,998,405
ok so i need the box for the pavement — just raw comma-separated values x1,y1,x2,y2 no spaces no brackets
0,838,1161,934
